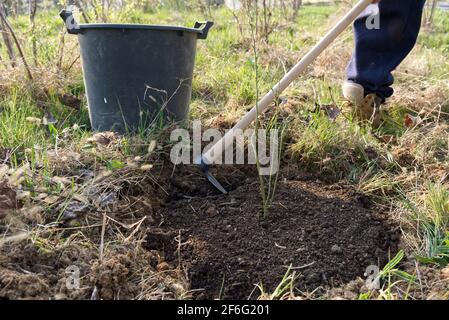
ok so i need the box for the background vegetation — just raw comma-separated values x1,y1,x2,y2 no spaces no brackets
0,0,448,299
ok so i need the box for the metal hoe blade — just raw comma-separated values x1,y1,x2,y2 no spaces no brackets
205,170,227,194
198,158,227,194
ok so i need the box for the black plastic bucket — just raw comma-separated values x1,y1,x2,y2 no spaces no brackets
60,8,213,133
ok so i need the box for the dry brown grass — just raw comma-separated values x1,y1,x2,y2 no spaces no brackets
1,2,449,300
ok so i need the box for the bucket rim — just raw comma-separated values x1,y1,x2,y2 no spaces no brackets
78,23,203,34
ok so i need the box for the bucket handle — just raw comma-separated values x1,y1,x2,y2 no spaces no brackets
60,6,81,35
194,21,214,40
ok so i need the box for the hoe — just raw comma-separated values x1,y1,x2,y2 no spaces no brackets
197,0,374,194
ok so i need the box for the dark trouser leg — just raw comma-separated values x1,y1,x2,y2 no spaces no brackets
346,0,426,100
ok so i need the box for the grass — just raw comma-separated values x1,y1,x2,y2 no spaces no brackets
402,182,449,267
0,90,47,150
0,2,448,300
257,265,297,300
358,250,416,300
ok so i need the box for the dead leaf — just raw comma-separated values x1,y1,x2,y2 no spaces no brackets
26,117,42,124
21,206,44,224
72,193,90,204
320,104,341,121
42,112,58,125
46,150,82,169
404,114,422,128
93,170,112,184
96,193,115,208
126,160,139,169
87,132,118,146
51,176,72,186
8,164,32,187
16,190,32,201
56,92,81,110
377,134,397,144
34,193,48,200
147,140,157,154
58,201,89,221
0,164,8,180
42,195,60,205
0,232,30,247
0,181,16,220
140,164,153,171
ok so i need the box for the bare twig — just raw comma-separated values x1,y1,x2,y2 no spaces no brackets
0,1,33,80
75,0,91,23
65,54,80,73
285,261,316,270
175,230,183,269
56,29,66,71
99,211,107,260
426,0,437,27
0,2,15,67
29,0,37,65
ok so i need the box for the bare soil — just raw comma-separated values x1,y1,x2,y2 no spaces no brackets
0,162,400,300
146,166,400,299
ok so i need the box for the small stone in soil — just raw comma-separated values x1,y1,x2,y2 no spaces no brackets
306,272,321,284
156,262,170,272
331,244,342,254
199,186,209,195
206,206,219,217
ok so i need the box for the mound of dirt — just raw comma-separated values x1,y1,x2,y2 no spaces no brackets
0,268,50,299
0,240,183,300
148,178,399,299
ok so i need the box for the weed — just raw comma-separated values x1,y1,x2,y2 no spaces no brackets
256,265,296,300
359,250,416,300
406,183,449,267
